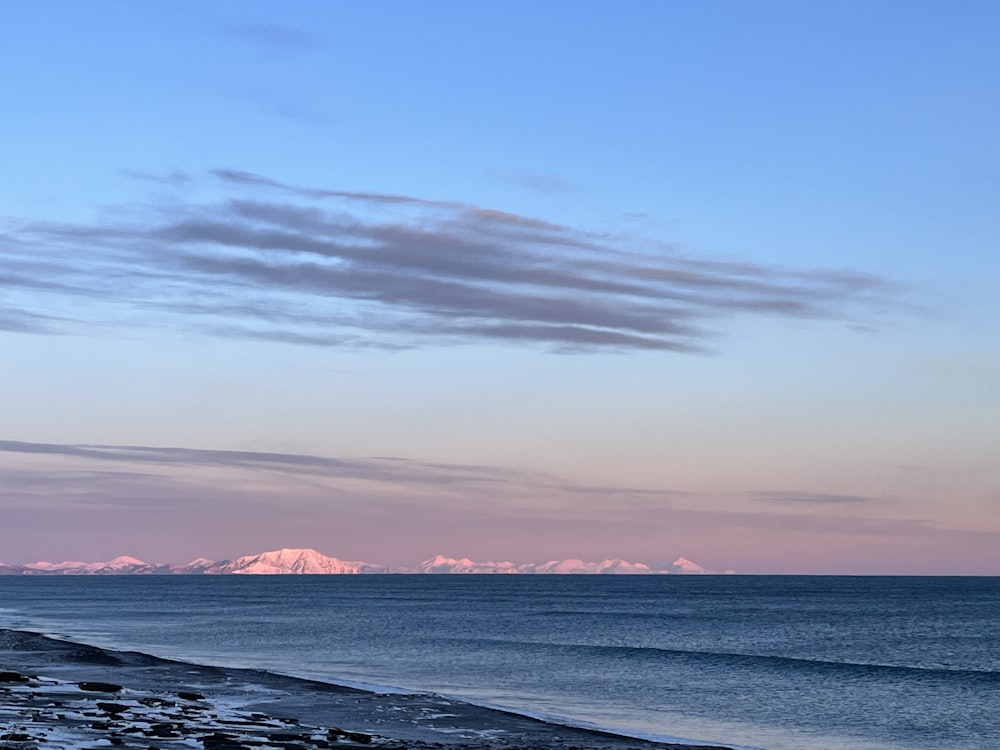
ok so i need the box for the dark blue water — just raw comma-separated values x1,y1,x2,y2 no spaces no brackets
1,575,997,750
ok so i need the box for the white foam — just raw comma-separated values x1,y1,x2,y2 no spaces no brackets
431,727,508,738
259,667,765,749
433,694,765,750
266,668,426,696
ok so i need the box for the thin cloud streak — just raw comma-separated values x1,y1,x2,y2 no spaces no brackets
0,440,953,538
752,491,883,506
1,440,991,568
0,440,674,502
218,22,323,52
510,172,576,194
0,307,63,334
120,169,193,186
1,170,901,352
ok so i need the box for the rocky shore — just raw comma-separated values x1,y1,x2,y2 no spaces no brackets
0,668,378,749
1,629,732,750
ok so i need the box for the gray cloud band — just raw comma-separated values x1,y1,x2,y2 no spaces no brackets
751,491,880,505
1,170,898,352
0,439,672,498
2,440,988,544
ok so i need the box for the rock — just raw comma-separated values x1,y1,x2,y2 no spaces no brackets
0,732,34,742
77,681,124,693
146,722,179,738
200,732,250,749
178,690,204,700
345,732,372,744
97,701,131,715
0,670,31,682
138,696,175,707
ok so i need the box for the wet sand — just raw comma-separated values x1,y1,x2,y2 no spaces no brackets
1,629,731,750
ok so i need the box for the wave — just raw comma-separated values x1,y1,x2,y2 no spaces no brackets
0,627,748,750
448,636,1000,681
265,669,759,750
437,696,763,750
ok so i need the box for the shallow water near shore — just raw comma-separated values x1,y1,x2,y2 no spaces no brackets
1,575,997,750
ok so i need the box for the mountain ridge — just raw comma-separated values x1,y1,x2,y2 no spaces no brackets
0,547,729,575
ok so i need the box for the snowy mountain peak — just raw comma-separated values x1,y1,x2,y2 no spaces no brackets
670,557,711,574
2,550,725,575
19,556,156,575
105,555,146,567
533,558,591,574
529,558,655,574
214,548,382,575
597,559,653,574
24,560,89,571
416,555,516,573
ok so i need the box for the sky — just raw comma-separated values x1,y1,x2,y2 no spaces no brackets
1,1,998,574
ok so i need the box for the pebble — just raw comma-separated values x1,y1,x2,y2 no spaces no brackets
0,671,393,750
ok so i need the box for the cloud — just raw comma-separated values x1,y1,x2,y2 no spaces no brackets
0,441,934,536
0,440,677,509
510,172,575,194
120,169,192,187
219,22,322,51
2,440,992,568
0,306,63,334
0,169,900,352
751,491,882,506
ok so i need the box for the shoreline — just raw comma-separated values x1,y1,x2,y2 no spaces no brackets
1,628,738,750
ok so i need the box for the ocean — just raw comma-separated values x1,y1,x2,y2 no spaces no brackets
0,575,996,750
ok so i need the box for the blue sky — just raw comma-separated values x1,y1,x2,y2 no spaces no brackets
1,1,997,573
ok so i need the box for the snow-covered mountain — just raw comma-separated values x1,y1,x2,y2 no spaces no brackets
416,555,718,574
416,555,521,574
668,556,712,574
172,557,217,574
206,548,384,575
16,555,168,575
529,558,655,574
0,548,725,575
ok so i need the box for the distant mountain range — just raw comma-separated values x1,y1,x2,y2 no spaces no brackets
413,553,717,575
0,547,728,575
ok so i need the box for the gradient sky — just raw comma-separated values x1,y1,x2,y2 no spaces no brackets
1,1,998,574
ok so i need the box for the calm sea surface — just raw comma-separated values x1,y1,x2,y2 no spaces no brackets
0,575,997,750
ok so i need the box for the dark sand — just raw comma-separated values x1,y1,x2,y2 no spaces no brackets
1,629,731,750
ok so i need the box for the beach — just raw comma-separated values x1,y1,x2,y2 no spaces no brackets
1,629,731,750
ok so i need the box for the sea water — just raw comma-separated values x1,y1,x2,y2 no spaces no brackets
0,575,996,750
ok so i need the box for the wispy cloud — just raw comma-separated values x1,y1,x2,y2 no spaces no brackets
219,22,322,52
120,169,192,187
509,172,575,194
751,491,883,506
1,440,992,567
0,307,63,334
0,440,675,508
1,170,900,352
